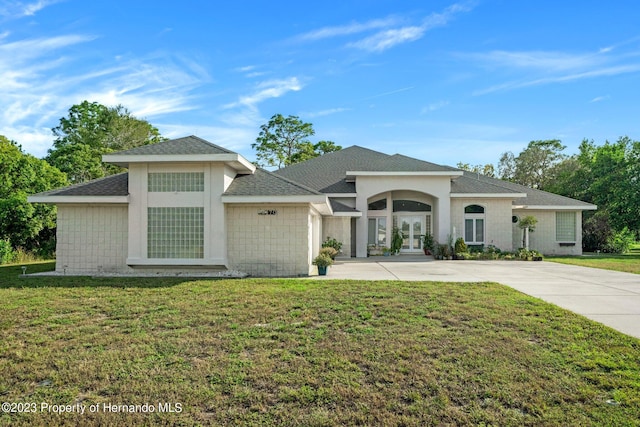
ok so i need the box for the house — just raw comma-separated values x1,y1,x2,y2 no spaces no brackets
29,136,597,276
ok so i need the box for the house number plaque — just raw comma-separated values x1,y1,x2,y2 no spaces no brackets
258,209,278,216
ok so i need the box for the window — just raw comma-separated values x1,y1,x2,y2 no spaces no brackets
368,199,387,211
556,212,576,241
464,205,485,244
367,217,387,246
148,207,204,258
393,200,431,212
148,172,204,192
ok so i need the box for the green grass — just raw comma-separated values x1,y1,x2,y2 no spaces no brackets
1,262,639,426
547,246,640,274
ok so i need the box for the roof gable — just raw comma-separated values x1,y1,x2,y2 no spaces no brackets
111,135,235,156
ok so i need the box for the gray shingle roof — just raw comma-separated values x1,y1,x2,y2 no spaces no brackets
224,168,323,196
110,135,235,156
330,199,360,213
35,173,129,197
30,141,594,209
451,174,524,194
458,171,596,207
274,146,457,193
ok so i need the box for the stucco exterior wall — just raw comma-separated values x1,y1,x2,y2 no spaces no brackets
512,209,583,255
127,162,227,266
450,198,514,251
226,204,312,276
322,216,351,258
354,175,452,257
56,205,128,273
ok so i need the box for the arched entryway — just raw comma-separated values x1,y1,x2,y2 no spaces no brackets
367,191,434,253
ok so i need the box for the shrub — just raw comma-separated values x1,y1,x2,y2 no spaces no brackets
604,227,635,254
319,246,338,259
454,238,467,254
313,253,334,268
422,233,435,252
322,237,343,253
0,239,15,264
583,211,614,252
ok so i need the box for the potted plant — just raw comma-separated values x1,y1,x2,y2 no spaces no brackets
422,233,434,255
382,247,392,256
319,246,338,260
322,237,343,255
391,227,404,255
313,253,334,275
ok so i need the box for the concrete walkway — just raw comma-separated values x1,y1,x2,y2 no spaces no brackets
317,257,640,339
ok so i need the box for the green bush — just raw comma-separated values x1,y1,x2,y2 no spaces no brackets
454,238,467,254
0,239,15,264
604,227,635,254
319,246,338,259
322,237,343,253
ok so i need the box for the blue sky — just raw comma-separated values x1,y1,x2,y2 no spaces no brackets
2,0,640,167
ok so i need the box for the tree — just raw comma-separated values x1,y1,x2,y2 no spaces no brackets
0,136,67,254
456,162,496,178
575,137,640,235
46,101,165,183
518,215,537,250
252,114,341,168
499,140,567,189
498,151,516,181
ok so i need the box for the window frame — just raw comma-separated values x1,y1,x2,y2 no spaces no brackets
464,204,485,245
555,211,576,242
367,217,387,246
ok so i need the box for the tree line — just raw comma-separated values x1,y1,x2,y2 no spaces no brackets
457,138,640,252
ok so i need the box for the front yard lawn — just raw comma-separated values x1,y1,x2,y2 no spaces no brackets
1,262,639,426
547,247,640,274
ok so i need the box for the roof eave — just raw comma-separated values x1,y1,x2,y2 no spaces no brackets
28,195,130,204
102,153,256,173
346,171,463,177
513,204,598,210
332,211,363,217
221,195,333,215
451,193,527,198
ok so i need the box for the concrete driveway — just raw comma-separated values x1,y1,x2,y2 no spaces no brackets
317,257,640,339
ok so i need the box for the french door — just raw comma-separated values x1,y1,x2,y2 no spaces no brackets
398,216,424,252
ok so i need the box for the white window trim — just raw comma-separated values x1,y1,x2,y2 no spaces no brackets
367,217,387,246
464,205,486,245
556,211,577,242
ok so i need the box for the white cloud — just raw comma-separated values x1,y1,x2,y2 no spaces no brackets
157,123,256,154
21,0,57,16
224,77,303,110
2,125,53,157
0,32,210,156
421,101,450,114
462,50,603,72
464,40,640,95
474,64,640,95
295,17,400,42
294,2,474,53
299,107,350,118
0,0,59,18
347,2,474,53
347,26,425,52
